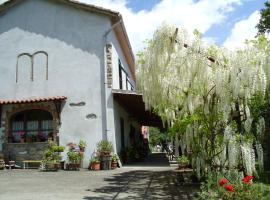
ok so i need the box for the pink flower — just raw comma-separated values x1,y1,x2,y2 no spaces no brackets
18,131,26,136
219,178,228,186
225,184,234,192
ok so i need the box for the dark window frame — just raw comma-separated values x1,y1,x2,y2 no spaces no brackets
118,59,134,90
9,109,53,143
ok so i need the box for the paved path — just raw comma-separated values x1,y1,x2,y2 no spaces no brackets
0,153,199,200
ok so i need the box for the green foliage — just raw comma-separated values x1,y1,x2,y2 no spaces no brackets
197,175,270,200
78,140,87,149
96,140,113,153
51,145,65,152
248,92,267,121
149,127,167,147
111,154,119,162
256,1,270,35
90,157,100,163
67,151,82,161
42,142,64,163
177,155,189,165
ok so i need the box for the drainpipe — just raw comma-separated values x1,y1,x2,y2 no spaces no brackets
102,15,122,141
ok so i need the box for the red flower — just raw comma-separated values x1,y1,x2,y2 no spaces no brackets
225,184,234,192
242,175,253,182
219,178,228,186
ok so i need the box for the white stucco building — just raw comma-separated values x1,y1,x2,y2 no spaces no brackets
0,0,162,167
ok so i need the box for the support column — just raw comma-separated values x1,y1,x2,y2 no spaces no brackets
175,135,179,157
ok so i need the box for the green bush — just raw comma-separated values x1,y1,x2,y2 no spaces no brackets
177,155,189,165
67,151,82,161
51,146,65,152
90,157,100,163
111,154,119,162
79,140,87,149
196,174,270,200
97,140,113,154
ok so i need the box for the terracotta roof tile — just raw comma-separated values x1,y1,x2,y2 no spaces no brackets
0,96,67,105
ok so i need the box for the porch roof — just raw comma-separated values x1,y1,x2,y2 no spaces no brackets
112,89,165,130
0,96,67,105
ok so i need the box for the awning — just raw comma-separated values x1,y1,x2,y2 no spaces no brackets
0,96,67,105
112,89,165,130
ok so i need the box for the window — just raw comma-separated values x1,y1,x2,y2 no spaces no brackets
10,109,53,143
118,59,134,90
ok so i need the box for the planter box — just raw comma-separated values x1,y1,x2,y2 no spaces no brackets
100,155,112,170
66,163,80,171
43,162,59,171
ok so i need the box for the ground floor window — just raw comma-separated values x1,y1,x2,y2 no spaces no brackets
10,109,53,143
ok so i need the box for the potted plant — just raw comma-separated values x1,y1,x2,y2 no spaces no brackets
26,133,34,143
41,141,65,171
38,132,48,142
97,140,113,156
96,140,113,170
89,157,100,170
78,140,87,152
111,154,119,169
66,142,82,170
0,153,5,170
177,155,189,169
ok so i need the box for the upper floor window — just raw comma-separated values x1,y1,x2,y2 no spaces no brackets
118,59,134,91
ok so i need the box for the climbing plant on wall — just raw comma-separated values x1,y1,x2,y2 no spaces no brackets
137,23,270,179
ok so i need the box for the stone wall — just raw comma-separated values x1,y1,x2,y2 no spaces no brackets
3,142,49,166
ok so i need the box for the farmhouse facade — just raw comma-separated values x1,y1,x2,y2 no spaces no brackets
0,0,161,167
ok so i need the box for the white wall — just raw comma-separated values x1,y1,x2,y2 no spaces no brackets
0,0,114,167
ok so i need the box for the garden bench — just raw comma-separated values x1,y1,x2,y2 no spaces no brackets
23,160,42,169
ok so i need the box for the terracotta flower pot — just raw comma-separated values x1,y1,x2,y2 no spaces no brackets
79,147,85,152
111,161,118,169
90,162,100,170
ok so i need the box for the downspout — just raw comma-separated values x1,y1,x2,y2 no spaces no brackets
102,15,122,141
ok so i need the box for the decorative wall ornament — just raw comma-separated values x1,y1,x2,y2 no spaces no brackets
69,102,86,107
86,113,97,119
16,51,48,82
106,44,113,88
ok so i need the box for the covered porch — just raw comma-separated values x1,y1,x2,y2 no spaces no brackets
0,96,66,166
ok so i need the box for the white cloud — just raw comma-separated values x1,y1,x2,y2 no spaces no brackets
79,0,243,53
223,10,260,49
0,0,248,52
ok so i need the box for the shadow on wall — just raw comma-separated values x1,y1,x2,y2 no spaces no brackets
82,170,200,200
0,0,106,54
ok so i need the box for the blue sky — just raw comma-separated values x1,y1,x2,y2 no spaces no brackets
0,0,265,52
126,0,265,47
80,0,265,52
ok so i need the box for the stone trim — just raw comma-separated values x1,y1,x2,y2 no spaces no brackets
106,44,113,88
